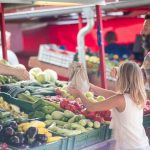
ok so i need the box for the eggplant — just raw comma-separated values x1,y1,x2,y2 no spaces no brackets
5,127,15,136
15,132,25,144
10,136,20,146
26,127,38,144
0,130,5,142
0,124,3,132
36,134,48,143
9,121,18,130
26,127,38,138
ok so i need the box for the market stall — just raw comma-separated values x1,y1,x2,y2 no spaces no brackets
0,1,116,150
1,1,150,149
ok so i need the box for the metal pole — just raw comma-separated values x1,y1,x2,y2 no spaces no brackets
0,3,7,60
96,5,107,88
78,13,82,30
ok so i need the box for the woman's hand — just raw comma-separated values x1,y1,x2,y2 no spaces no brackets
15,68,30,80
67,87,81,98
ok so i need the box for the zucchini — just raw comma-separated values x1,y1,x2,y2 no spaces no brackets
0,112,11,118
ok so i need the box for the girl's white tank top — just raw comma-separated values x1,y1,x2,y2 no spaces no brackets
110,94,150,150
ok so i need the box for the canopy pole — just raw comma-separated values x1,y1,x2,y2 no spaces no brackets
96,5,107,88
0,3,7,60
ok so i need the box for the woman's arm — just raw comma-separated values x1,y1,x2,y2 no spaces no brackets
90,84,116,98
0,64,30,80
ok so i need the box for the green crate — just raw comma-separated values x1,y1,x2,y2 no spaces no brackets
86,129,100,146
104,124,112,140
67,132,87,150
61,138,68,150
10,140,63,150
67,126,107,150
73,133,88,150
0,92,41,112
99,123,107,141
143,114,150,127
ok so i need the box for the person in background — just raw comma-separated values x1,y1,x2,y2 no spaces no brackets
68,61,150,150
105,31,130,59
110,13,150,81
0,31,19,65
141,13,150,55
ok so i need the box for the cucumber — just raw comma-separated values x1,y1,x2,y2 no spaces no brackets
0,112,11,118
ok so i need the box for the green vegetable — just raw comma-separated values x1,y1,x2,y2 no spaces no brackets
87,120,93,128
61,116,69,122
48,125,82,136
86,128,94,131
94,121,101,129
17,93,38,103
79,119,88,127
78,114,85,120
70,123,86,132
29,111,45,119
64,110,75,118
63,124,71,129
0,112,11,118
45,120,66,127
68,115,78,123
45,120,54,126
51,111,64,120
45,114,52,120
42,106,56,114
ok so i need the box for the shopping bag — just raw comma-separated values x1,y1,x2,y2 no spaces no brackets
68,62,90,93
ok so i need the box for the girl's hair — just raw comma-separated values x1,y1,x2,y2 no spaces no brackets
116,61,147,107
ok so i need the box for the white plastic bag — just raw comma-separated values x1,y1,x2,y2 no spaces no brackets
68,62,90,93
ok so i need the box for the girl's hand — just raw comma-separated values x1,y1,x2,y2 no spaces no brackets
67,87,81,97
110,67,118,78
55,87,62,95
89,83,95,92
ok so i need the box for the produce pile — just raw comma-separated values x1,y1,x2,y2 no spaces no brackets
85,53,128,74
54,87,111,122
0,67,112,149
0,120,61,149
29,67,58,84
0,75,19,85
45,110,100,136
0,97,28,124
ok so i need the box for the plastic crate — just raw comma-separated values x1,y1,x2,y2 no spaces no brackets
10,140,63,150
86,129,100,146
67,132,88,150
38,44,75,68
104,124,112,140
82,139,115,150
143,114,150,127
66,125,108,150
0,92,41,112
99,123,108,141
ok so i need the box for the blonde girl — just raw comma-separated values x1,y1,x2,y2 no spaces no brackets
68,61,150,150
